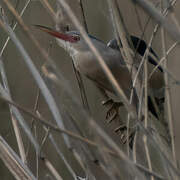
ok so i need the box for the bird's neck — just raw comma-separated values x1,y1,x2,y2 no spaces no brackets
67,46,79,58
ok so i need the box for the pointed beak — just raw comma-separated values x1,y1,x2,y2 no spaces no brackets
33,25,78,43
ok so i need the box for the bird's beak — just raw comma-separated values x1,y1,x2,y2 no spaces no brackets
34,25,78,43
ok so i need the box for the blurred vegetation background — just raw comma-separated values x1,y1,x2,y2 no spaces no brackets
0,0,180,179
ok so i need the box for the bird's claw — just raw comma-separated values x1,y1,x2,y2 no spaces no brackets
102,99,135,147
122,131,135,145
102,98,114,106
114,125,127,133
114,125,135,146
115,125,128,144
102,99,123,123
106,111,118,123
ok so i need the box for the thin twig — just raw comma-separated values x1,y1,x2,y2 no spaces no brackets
0,82,40,151
149,41,178,80
0,54,27,164
0,95,117,156
39,127,50,158
33,89,40,178
106,0,131,156
143,51,154,180
42,157,63,180
128,4,152,156
39,0,56,21
132,0,178,89
37,113,78,179
108,0,142,100
0,1,71,148
0,0,31,57
161,12,177,168
133,0,180,42
78,0,88,32
54,1,91,112
72,64,90,112
71,0,91,112
0,95,167,180
0,136,36,180
26,88,40,158
90,120,165,180
132,131,137,162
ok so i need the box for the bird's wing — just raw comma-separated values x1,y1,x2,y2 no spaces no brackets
107,36,163,72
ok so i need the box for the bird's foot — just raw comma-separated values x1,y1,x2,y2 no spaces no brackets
114,125,127,143
102,99,135,148
114,125,136,147
102,99,123,123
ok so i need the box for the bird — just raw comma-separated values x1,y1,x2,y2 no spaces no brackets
107,36,164,118
34,25,164,119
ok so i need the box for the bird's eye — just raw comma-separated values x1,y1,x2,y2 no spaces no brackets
73,35,80,42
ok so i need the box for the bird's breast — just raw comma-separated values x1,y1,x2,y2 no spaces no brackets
72,50,132,96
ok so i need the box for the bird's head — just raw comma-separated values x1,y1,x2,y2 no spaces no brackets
34,25,87,55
